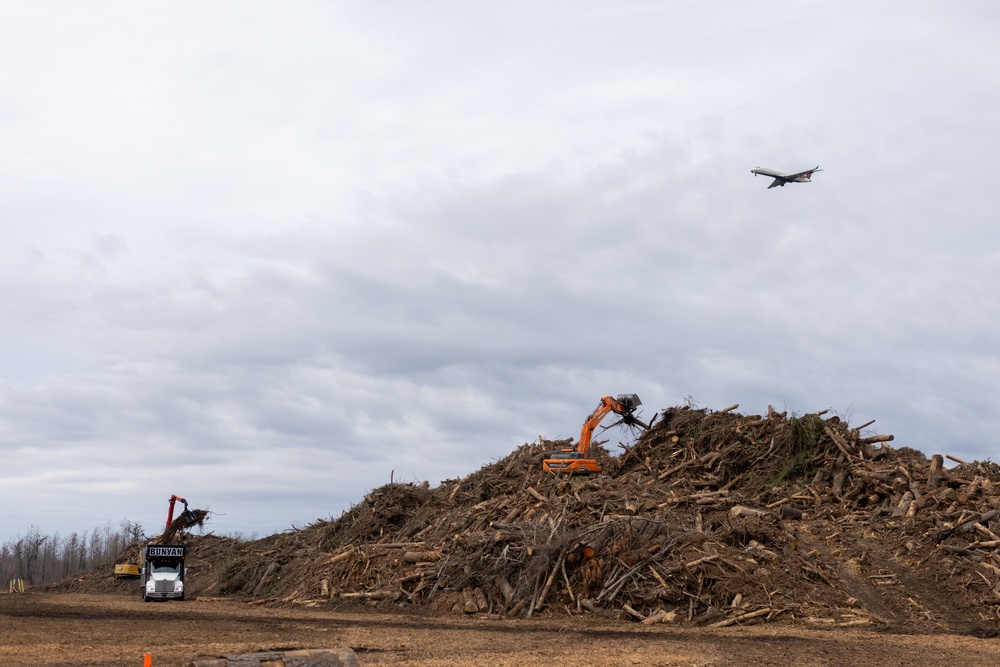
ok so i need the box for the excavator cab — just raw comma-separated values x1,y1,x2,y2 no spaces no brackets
544,452,603,474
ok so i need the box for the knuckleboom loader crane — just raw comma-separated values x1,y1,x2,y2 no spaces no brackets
543,394,647,474
113,495,195,579
159,494,191,543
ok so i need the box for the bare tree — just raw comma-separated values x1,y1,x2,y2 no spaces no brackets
62,533,81,578
16,526,47,583
77,531,89,572
0,520,147,585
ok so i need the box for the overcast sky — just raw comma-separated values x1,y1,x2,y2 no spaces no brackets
2,1,998,544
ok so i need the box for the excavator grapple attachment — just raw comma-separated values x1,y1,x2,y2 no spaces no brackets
615,394,641,413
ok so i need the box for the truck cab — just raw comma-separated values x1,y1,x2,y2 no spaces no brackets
141,544,187,602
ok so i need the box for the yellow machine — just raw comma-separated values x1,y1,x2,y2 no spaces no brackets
114,562,141,579
543,394,647,474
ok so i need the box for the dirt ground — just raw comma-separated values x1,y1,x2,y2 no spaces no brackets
3,593,999,667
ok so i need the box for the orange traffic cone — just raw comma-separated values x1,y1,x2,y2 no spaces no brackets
143,653,152,667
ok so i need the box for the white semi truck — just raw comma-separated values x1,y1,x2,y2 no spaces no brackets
141,544,187,602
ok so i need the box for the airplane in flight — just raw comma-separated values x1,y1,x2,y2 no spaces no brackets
751,165,823,189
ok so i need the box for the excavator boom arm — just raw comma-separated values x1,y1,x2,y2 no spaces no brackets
576,394,644,456
576,399,617,455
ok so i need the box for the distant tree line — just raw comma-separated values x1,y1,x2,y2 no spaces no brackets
0,519,145,586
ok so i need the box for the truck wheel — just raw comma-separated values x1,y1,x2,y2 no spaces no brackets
142,592,151,603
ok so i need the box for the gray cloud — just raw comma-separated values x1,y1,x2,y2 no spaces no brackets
2,1,999,541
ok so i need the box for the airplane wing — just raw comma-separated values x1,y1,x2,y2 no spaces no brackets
767,178,783,189
784,166,822,180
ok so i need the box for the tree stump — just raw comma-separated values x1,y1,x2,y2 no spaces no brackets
189,647,360,667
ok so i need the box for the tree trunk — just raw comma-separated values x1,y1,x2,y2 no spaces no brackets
189,647,359,667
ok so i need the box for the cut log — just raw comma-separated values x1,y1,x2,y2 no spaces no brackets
926,454,944,492
832,467,845,498
974,523,1000,542
369,542,426,549
402,550,442,563
328,549,356,566
709,607,773,628
780,506,804,520
860,434,894,444
959,510,1000,532
824,426,855,459
622,603,645,620
891,492,914,518
526,486,547,502
682,554,719,570
339,589,401,601
730,505,766,519
972,540,1000,549
642,609,668,624
189,648,360,667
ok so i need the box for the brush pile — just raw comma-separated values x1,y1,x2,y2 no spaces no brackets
162,508,210,544
207,403,1000,634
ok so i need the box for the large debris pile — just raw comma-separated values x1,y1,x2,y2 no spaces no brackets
206,403,1000,634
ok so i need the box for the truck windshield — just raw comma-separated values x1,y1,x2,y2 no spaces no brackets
151,561,181,574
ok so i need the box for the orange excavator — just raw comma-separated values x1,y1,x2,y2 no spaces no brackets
543,394,647,474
